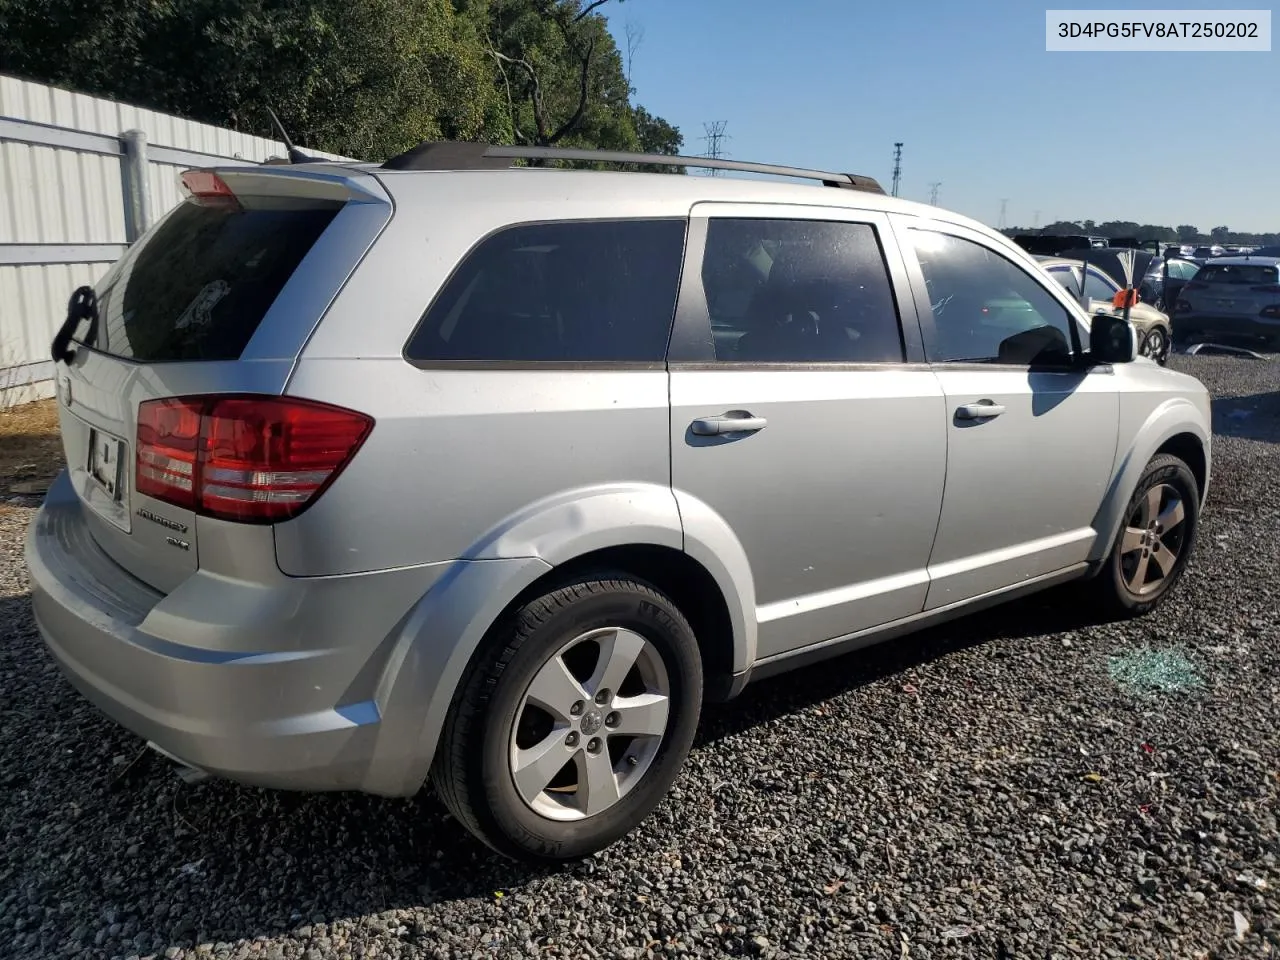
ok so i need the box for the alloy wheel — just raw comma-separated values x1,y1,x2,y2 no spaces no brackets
1119,483,1187,596
509,627,671,821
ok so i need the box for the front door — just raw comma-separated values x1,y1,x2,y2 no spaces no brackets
895,221,1120,609
667,204,948,660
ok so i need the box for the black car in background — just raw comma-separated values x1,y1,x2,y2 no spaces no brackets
1141,257,1202,311
1012,234,1109,256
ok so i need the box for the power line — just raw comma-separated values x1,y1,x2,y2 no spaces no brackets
700,121,730,175
998,198,1009,231
890,142,903,198
928,181,942,205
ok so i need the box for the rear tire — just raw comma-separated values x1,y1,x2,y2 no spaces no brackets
1087,454,1200,618
431,574,703,862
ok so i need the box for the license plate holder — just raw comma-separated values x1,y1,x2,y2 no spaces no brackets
87,429,126,502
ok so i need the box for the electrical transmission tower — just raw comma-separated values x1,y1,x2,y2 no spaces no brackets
700,121,730,175
1033,210,1041,229
998,198,1009,231
928,181,942,205
890,142,903,198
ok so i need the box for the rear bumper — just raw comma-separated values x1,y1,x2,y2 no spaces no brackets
25,471,452,796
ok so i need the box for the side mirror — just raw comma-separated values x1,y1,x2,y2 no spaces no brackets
1089,313,1137,364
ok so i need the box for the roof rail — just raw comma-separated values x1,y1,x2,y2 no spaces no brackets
380,141,885,194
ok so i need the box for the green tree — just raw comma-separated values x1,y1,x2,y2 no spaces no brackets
1041,221,1084,236
485,0,637,152
630,104,684,172
0,0,681,164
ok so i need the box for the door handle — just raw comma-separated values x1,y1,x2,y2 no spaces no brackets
955,401,1006,420
690,413,768,436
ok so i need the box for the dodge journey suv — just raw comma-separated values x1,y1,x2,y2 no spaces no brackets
25,143,1212,862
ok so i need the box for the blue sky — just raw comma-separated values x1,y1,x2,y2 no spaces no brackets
607,0,1278,232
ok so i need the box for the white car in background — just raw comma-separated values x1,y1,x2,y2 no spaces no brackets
1036,256,1173,364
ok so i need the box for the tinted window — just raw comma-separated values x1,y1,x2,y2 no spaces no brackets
1084,268,1118,300
1197,263,1279,285
406,219,685,363
909,230,1076,365
78,195,343,362
699,218,903,362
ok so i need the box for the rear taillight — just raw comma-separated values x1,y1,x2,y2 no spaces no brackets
1261,305,1280,319
136,395,373,523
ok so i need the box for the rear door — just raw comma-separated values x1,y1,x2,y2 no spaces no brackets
50,166,390,591
667,203,947,660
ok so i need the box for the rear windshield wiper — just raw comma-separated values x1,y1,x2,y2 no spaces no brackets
51,285,99,364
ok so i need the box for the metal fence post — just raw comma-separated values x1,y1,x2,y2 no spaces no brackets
121,129,153,241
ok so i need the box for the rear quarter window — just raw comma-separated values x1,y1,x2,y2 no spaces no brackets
404,219,687,364
78,195,343,362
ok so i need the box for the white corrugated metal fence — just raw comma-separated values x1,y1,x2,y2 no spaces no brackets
0,74,351,406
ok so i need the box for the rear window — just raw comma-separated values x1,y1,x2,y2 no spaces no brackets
1197,263,1279,285
405,219,686,363
76,195,343,362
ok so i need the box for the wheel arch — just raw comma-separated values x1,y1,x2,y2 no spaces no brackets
1089,402,1210,564
499,543,741,703
369,483,756,797
463,482,756,686
1156,431,1207,501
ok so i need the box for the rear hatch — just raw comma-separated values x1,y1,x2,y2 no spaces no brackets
1182,262,1280,317
50,165,391,591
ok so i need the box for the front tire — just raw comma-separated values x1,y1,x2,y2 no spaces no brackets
1089,454,1200,617
431,574,703,862
1141,327,1171,365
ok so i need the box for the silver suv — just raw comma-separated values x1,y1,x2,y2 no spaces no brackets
1173,255,1280,348
25,144,1212,862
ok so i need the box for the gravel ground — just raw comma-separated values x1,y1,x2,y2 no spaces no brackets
1,355,1278,960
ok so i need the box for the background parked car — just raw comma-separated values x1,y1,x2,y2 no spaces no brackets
1140,257,1201,311
1011,234,1107,256
1173,256,1280,349
1036,255,1173,363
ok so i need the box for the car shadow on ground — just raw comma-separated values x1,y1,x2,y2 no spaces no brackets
696,584,1119,747
1,579,1130,951
1212,390,1280,445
